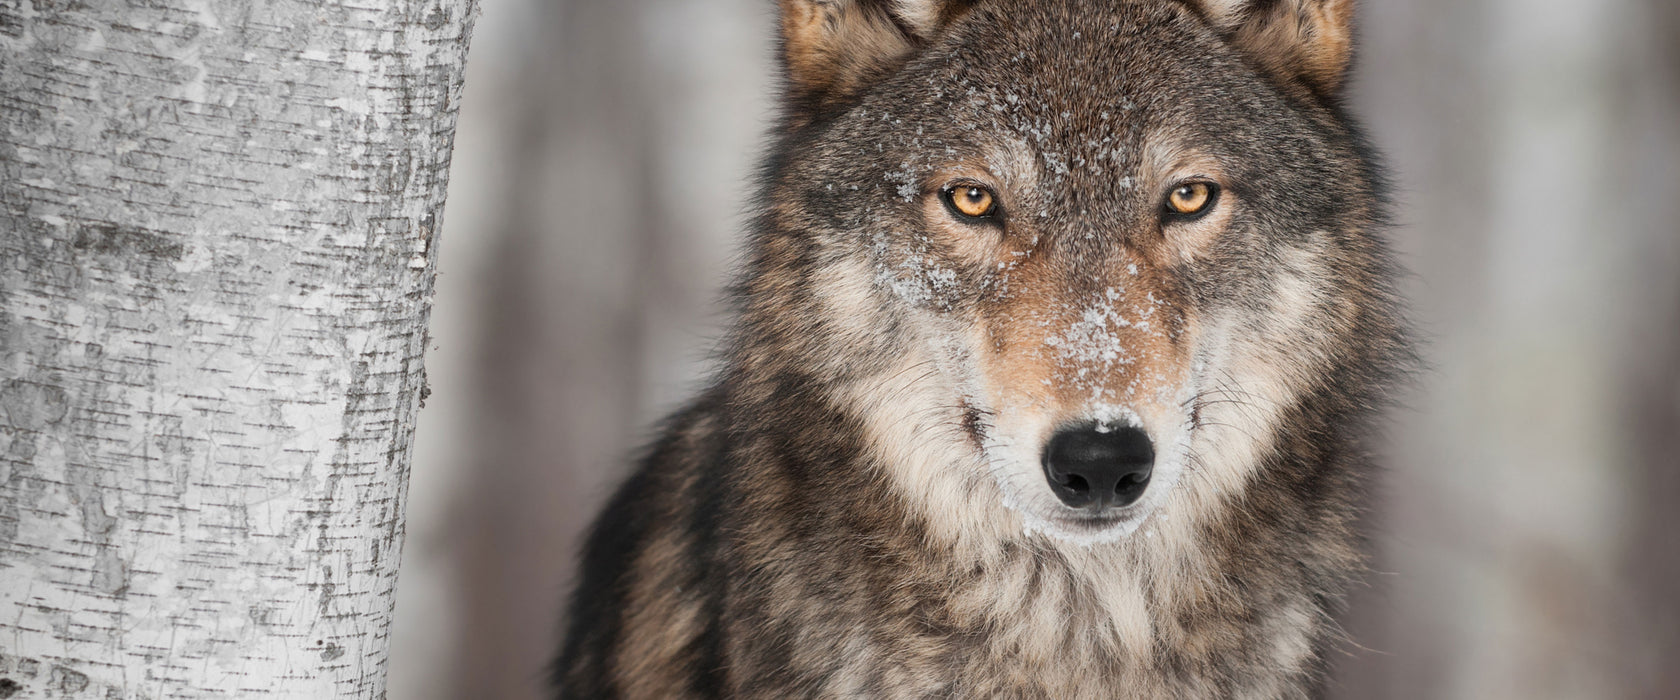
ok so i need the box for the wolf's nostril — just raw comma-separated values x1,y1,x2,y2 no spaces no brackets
1057,473,1090,493
1042,424,1154,510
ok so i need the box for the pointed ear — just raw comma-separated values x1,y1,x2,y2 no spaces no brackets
1192,0,1357,97
777,0,975,121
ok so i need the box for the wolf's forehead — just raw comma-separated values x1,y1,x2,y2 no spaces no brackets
915,3,1227,145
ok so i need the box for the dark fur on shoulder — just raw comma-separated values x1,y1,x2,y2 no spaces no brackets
557,0,1408,697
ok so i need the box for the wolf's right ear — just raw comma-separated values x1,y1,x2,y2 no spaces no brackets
778,0,976,124
1190,0,1357,98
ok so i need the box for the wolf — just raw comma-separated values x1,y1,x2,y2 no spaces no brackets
555,0,1407,697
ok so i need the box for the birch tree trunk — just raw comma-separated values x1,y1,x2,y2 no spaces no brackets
0,0,475,696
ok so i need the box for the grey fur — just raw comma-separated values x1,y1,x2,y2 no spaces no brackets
556,1,1408,697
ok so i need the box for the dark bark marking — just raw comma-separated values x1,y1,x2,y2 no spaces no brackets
71,221,186,261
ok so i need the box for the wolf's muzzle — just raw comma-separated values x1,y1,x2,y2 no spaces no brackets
1042,424,1154,511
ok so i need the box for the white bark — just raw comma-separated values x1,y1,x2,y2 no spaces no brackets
0,0,476,697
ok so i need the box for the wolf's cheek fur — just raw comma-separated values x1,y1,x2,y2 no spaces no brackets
1177,239,1350,519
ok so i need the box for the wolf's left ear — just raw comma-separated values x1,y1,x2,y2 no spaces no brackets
1192,0,1356,97
778,0,977,122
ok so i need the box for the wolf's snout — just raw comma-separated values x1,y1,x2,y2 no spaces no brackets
1042,425,1154,510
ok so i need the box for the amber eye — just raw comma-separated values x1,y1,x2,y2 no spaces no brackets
1165,181,1217,217
943,184,998,220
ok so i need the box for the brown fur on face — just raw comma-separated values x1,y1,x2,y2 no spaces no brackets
931,138,1224,426
556,1,1409,697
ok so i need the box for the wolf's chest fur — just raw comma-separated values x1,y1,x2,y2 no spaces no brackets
811,538,1323,699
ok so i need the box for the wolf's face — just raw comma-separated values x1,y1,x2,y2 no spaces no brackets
761,0,1380,545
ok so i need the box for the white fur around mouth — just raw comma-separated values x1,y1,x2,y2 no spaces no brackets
1007,489,1163,547
1032,508,1152,542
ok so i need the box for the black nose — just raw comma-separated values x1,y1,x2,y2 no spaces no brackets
1042,424,1154,510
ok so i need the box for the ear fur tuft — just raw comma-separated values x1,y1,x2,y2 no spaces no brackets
1193,0,1357,98
777,0,975,124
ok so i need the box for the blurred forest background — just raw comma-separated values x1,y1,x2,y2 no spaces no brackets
385,0,1680,698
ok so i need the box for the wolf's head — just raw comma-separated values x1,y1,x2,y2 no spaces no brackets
745,0,1400,547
